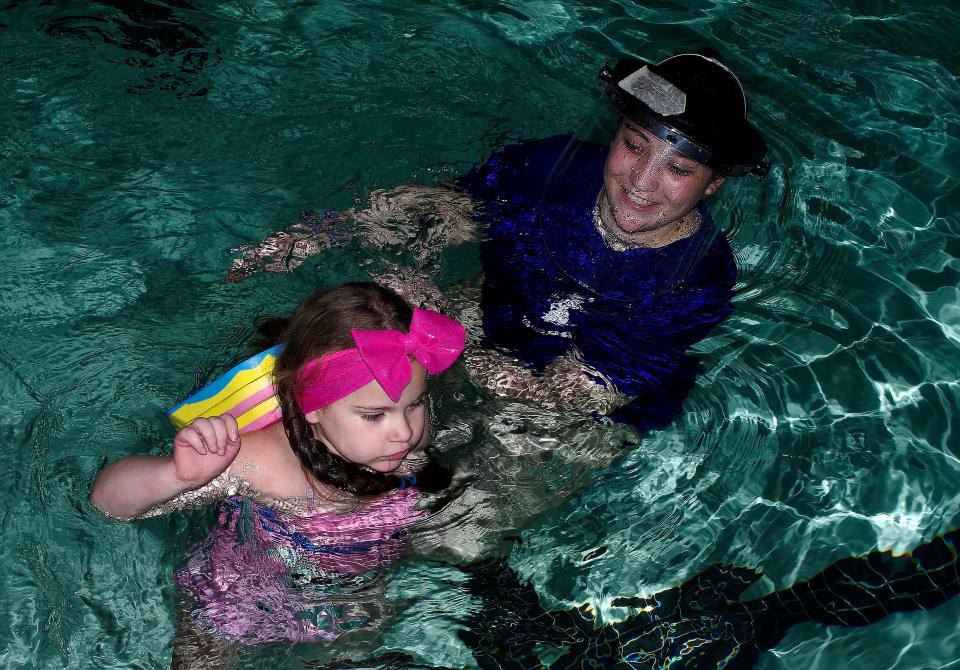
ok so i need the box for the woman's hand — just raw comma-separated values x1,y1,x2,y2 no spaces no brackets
227,222,335,282
173,415,241,488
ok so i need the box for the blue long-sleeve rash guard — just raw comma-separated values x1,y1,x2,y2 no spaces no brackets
456,136,736,431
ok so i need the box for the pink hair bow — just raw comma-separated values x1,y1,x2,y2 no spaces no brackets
296,308,466,412
351,308,466,401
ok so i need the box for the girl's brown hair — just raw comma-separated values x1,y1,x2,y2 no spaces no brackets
273,282,448,497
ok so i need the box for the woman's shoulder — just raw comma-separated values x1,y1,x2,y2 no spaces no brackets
456,135,579,199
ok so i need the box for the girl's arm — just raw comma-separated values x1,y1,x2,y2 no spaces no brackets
89,415,241,520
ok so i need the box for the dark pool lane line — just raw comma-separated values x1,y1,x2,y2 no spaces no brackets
458,524,960,669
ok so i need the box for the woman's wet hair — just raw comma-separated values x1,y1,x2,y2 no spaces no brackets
272,282,450,497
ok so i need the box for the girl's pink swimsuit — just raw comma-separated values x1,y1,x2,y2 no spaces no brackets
174,487,426,644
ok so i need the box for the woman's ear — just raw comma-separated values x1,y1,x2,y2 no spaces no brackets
704,174,726,196
703,174,727,195
304,409,323,424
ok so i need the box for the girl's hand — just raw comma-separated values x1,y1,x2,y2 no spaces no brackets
172,415,241,488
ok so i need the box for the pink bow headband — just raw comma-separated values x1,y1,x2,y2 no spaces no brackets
295,308,466,413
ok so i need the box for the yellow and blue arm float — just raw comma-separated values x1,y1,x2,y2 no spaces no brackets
166,345,283,433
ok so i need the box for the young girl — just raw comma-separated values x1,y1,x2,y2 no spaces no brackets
89,282,466,648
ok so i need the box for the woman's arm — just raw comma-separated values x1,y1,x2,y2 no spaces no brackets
227,184,478,282
89,415,241,520
463,346,629,415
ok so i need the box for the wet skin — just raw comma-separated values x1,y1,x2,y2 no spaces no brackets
599,121,725,248
304,363,428,474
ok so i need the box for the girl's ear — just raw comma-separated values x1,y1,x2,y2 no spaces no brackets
304,409,323,424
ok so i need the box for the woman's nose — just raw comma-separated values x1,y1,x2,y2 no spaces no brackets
628,154,661,191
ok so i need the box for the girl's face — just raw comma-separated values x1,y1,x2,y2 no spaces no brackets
304,362,429,474
600,121,724,245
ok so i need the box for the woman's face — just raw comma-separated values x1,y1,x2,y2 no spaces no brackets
600,120,725,246
305,363,428,474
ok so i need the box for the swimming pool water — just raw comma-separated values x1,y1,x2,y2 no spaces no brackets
1,1,959,668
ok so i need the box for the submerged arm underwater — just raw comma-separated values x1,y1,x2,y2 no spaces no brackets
463,345,629,415
225,184,478,282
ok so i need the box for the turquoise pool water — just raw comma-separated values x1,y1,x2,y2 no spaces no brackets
2,0,960,667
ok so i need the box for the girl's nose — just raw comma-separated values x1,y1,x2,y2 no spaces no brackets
389,414,414,443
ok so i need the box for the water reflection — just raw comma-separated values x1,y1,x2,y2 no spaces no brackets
32,0,216,95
